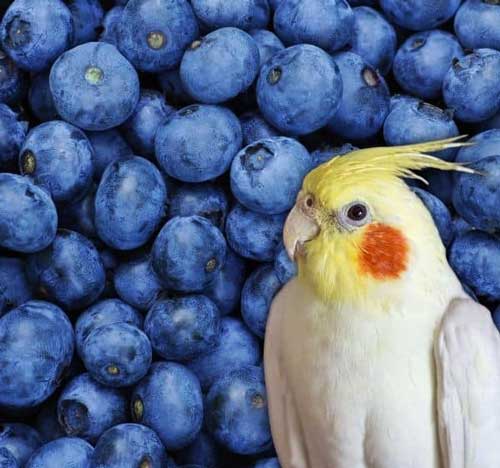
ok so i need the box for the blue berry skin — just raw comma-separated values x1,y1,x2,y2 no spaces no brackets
131,362,204,450
67,0,104,46
50,42,140,131
117,0,199,73
99,6,123,46
191,0,270,31
35,399,66,443
454,0,500,50
113,255,163,311
379,0,461,31
226,203,285,262
59,185,97,239
206,366,272,455
0,424,41,466
443,49,500,123
383,100,459,161
95,157,167,250
0,301,74,410
412,188,454,246
122,90,174,157
0,0,73,72
152,216,227,292
257,44,342,136
0,257,33,317
157,68,193,107
156,104,242,183
0,174,57,253
0,49,26,105
311,142,357,169
180,27,260,104
393,30,464,100
91,423,168,468
449,231,500,301
254,458,281,468
25,437,93,468
274,243,297,284
75,298,143,357
81,322,152,388
231,137,311,214
174,431,222,468
187,317,261,391
274,0,353,53
205,248,247,316
348,7,396,76
28,72,58,122
328,52,390,140
455,129,500,164
0,448,17,468
453,155,500,231
57,373,127,442
168,182,228,231
0,104,28,171
240,112,279,146
249,29,284,67
241,264,281,338
86,130,133,180
19,121,94,204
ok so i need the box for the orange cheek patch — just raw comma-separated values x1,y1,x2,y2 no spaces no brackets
358,223,409,280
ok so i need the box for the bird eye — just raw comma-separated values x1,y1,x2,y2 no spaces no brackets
339,201,371,229
304,195,314,208
347,203,367,221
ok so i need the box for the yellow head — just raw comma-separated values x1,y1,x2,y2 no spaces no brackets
284,136,473,306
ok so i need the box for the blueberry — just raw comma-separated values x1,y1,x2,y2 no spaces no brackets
310,142,357,169
59,184,97,239
145,295,221,361
225,203,285,262
0,48,26,105
67,0,104,46
393,30,464,100
81,322,152,387
186,317,261,390
95,156,167,250
274,243,297,284
453,155,500,231
443,49,500,123
86,130,133,180
50,42,140,131
424,171,455,206
254,458,281,468
454,0,500,50
249,29,284,67
349,7,396,76
25,437,93,468
0,104,28,171
379,0,461,30
34,400,66,443
0,424,41,466
389,93,419,111
0,174,57,253
131,362,203,450
0,301,74,410
157,68,192,107
19,121,94,203
274,0,353,52
117,0,199,73
27,230,105,311
75,298,143,357
383,100,459,161
155,104,242,182
241,264,281,338
206,366,272,454
205,248,247,316
455,129,500,163
0,0,73,72
257,44,342,135
28,72,58,122
180,27,260,104
0,257,33,317
91,423,168,468
152,215,227,292
0,448,17,468
58,373,127,442
99,6,123,46
453,216,472,240
239,111,279,146
449,231,500,300
113,254,163,311
174,431,222,468
412,188,454,246
328,52,390,140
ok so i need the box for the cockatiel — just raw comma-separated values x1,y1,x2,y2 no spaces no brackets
264,137,500,468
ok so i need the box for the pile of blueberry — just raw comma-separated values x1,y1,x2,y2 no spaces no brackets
0,0,499,466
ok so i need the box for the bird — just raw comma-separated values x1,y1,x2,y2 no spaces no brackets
264,136,500,468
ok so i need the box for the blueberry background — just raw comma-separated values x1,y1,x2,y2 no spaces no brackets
0,0,499,466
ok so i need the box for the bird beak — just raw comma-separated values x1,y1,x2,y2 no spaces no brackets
283,204,320,261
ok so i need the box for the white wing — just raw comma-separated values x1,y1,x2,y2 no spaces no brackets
434,297,500,468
